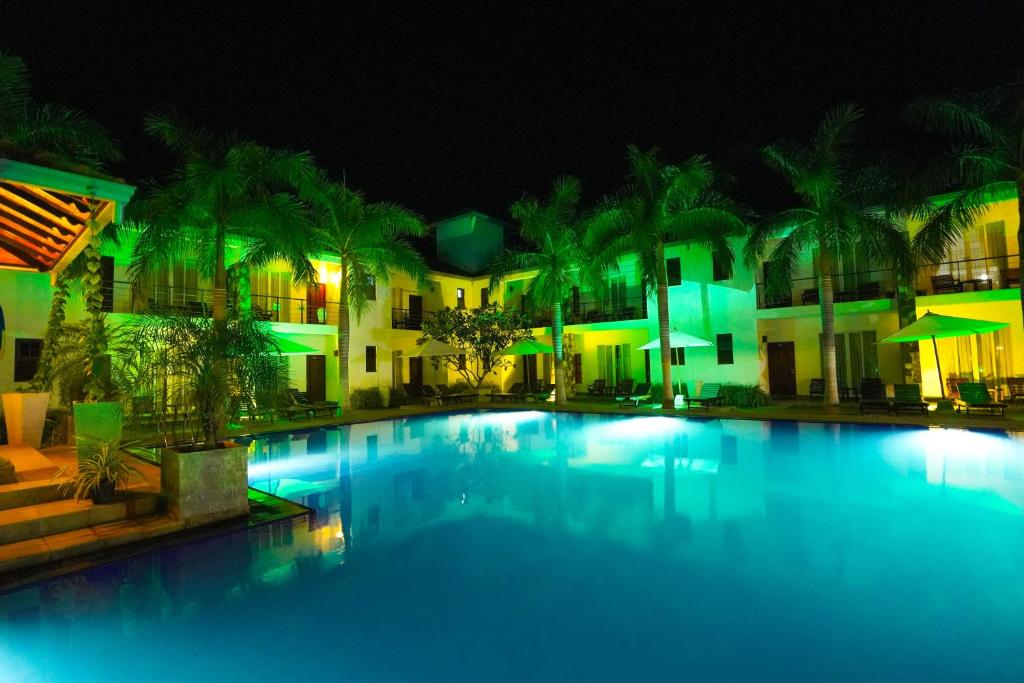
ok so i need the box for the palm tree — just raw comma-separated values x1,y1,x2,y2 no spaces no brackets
904,79,1024,320
589,146,746,409
129,107,316,321
489,175,606,404
744,104,916,412
302,177,428,408
0,51,122,172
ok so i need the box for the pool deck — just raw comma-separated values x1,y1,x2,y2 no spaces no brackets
163,396,1024,443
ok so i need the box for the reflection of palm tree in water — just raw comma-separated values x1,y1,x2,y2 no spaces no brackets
455,443,504,504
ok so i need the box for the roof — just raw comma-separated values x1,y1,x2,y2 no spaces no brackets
0,158,135,274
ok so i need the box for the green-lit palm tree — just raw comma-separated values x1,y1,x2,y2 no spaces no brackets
589,146,746,409
129,106,317,321
302,177,428,408
489,175,607,405
744,104,916,412
904,80,1024,319
0,51,122,171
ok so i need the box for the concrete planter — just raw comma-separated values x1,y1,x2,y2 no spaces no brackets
73,401,124,462
2,392,50,448
161,442,249,527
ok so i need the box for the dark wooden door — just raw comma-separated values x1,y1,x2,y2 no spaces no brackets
409,356,424,387
408,295,423,329
307,284,327,324
767,342,797,396
306,355,327,403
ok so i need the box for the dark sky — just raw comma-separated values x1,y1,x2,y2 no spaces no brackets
4,1,1021,219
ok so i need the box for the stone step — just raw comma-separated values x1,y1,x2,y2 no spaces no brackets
0,514,184,577
0,493,160,545
0,480,68,511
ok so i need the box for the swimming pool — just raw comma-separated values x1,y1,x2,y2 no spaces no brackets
2,410,1023,681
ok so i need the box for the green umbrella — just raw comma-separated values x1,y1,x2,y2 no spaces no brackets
502,339,554,386
880,311,1009,399
273,337,320,355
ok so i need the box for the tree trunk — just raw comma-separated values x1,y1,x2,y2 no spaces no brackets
337,262,351,409
212,229,228,321
655,240,673,409
552,300,566,404
819,249,840,413
1017,180,1023,325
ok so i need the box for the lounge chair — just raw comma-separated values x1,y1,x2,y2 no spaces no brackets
1007,377,1024,406
946,377,971,399
892,383,929,415
808,378,824,400
529,383,555,402
684,383,721,410
288,390,338,417
931,274,963,294
612,379,635,399
586,379,607,396
801,289,820,305
491,382,527,403
1003,267,1020,288
858,378,891,414
435,384,475,405
617,382,652,408
955,383,1007,416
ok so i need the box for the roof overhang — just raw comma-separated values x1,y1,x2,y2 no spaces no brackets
0,158,135,277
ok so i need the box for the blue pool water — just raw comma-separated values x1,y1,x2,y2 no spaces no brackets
2,410,1024,681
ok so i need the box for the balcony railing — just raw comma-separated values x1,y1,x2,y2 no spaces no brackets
392,307,428,330
529,295,649,327
104,281,340,325
755,253,1020,310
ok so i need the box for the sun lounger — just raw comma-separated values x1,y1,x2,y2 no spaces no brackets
529,383,555,402
435,384,476,405
809,378,824,400
684,383,721,410
1006,377,1024,406
587,379,607,396
955,382,1007,416
617,382,652,408
892,383,929,415
491,382,527,403
288,390,338,417
612,379,635,398
858,378,891,414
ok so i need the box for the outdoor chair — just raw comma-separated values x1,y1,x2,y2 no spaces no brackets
1007,377,1024,406
858,378,891,415
955,382,1007,417
1003,267,1020,288
808,378,824,400
587,378,607,396
435,384,475,405
529,383,555,402
612,379,635,398
418,385,442,406
617,382,652,408
684,382,721,410
491,382,527,403
288,390,338,417
892,383,929,415
931,274,963,294
856,281,881,300
946,377,970,399
801,289,820,305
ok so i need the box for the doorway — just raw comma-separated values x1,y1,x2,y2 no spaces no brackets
306,354,327,403
408,295,423,329
307,284,327,324
409,356,424,387
767,341,797,396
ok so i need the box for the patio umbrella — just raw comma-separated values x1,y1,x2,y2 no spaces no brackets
640,331,713,399
407,339,466,357
879,311,1008,399
273,337,320,355
502,339,554,386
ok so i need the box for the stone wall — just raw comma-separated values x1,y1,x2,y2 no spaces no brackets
160,443,249,527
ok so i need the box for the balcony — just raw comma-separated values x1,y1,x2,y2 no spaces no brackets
755,254,1020,310
104,281,340,325
529,295,649,327
392,307,427,330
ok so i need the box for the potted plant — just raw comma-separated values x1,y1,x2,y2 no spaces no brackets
56,437,143,504
125,314,288,525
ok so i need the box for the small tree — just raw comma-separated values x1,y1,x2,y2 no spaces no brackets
418,304,532,389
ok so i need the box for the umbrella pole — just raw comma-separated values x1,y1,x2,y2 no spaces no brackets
932,335,945,399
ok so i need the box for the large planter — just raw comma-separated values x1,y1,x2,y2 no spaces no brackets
2,392,50,448
161,442,249,527
73,401,124,463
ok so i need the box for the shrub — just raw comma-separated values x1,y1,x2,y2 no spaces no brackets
350,387,384,409
717,383,771,408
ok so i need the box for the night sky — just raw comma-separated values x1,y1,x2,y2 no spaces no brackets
4,1,1021,220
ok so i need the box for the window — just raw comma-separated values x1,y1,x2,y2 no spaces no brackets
14,339,43,382
666,257,682,286
716,334,734,365
573,353,583,384
712,253,731,282
456,288,466,309
365,345,377,372
480,287,489,307
671,347,686,365
367,275,376,301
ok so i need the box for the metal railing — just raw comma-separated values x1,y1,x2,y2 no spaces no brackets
105,281,340,325
755,253,1020,309
392,307,428,330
